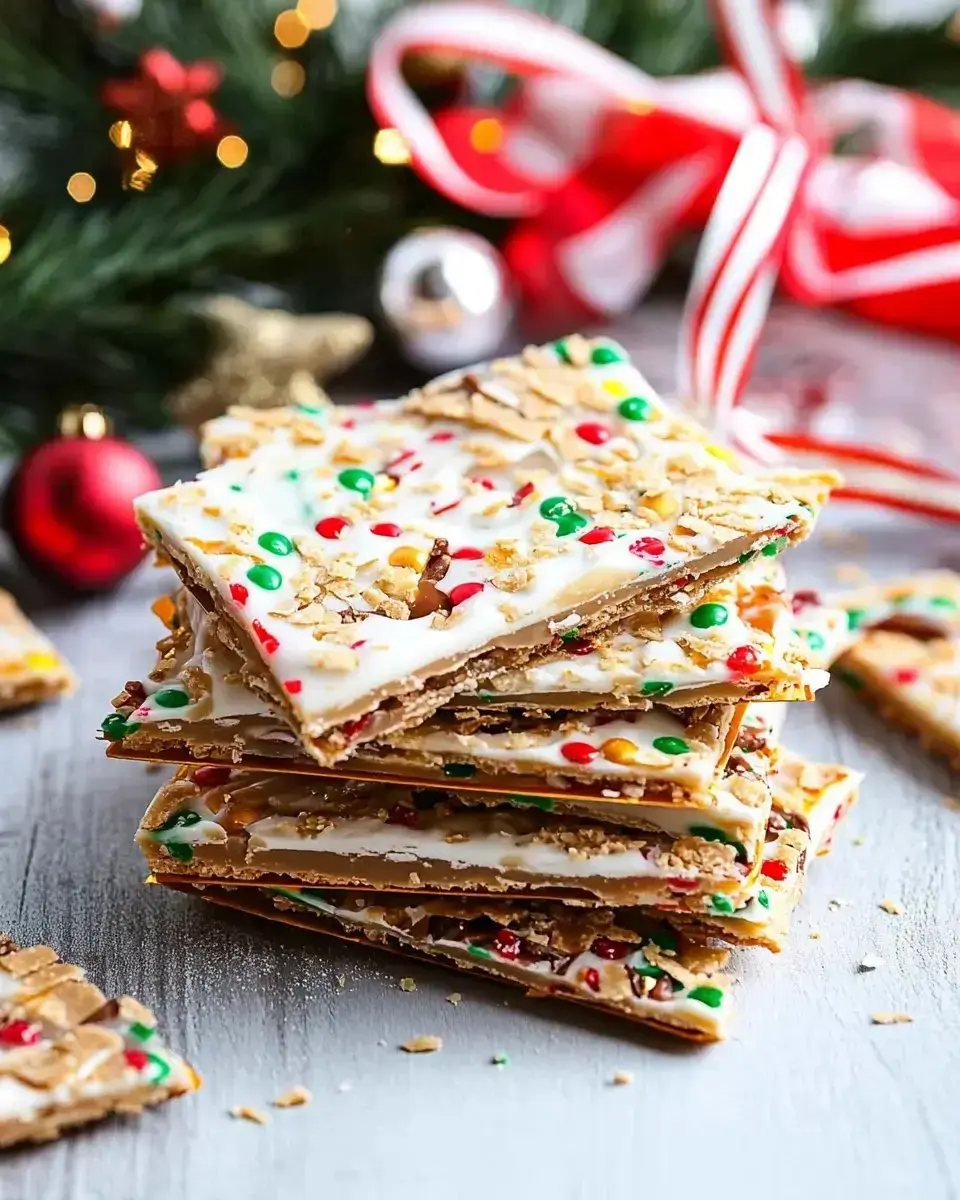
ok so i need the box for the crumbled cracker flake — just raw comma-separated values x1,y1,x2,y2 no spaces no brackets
446,992,462,1007
809,931,821,940
612,1070,633,1086
273,1085,312,1109
879,899,904,915
858,954,884,973
871,1012,912,1026
401,1035,443,1054
828,898,849,911
399,977,417,992
852,835,866,846
231,1106,270,1125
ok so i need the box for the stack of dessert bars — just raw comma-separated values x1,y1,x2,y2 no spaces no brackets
102,336,861,1042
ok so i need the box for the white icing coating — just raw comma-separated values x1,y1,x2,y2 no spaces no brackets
135,339,813,745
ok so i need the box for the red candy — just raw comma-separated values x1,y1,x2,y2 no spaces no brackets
590,937,631,960
726,645,761,675
666,876,700,893
429,431,455,442
575,421,611,445
283,679,303,694
791,589,821,613
511,481,535,506
341,712,373,739
229,582,248,607
431,498,461,516
564,638,595,656
451,546,484,561
0,1020,40,1047
493,929,522,961
193,765,232,788
472,477,496,490
123,1049,150,1072
629,536,666,558
386,804,419,828
560,741,598,765
582,967,601,993
251,619,279,655
760,858,788,881
893,667,919,685
448,582,484,607
350,640,367,650
370,523,402,538
316,516,350,540
579,526,615,545
386,449,415,470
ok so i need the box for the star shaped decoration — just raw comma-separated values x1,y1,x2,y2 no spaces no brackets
169,296,375,429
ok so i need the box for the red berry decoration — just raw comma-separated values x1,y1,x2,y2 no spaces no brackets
726,645,761,675
560,741,598,765
574,422,611,446
629,536,666,559
315,516,350,540
283,679,303,694
193,765,232,787
370,523,402,538
450,546,484,560
0,1020,41,1047
3,409,162,593
893,667,919,685
582,967,601,993
251,619,279,655
760,858,788,881
448,582,484,607
123,1048,151,1072
493,929,522,960
229,582,249,607
579,527,615,545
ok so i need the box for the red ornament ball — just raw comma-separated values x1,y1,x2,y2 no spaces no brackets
4,424,161,593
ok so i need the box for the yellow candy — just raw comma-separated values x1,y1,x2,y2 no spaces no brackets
374,475,398,492
601,737,639,766
151,594,177,629
643,492,679,520
25,651,59,673
602,379,630,399
705,443,737,466
389,545,427,571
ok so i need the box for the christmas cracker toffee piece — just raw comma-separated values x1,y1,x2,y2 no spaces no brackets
136,766,768,906
0,937,197,1149
456,559,835,710
0,591,75,712
135,337,828,765
769,747,862,856
834,571,960,764
173,886,734,1041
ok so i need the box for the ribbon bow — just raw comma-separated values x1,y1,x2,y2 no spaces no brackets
369,0,960,520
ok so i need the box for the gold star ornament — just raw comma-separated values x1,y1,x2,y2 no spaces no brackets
169,296,374,428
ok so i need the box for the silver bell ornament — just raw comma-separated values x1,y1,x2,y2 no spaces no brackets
379,227,515,372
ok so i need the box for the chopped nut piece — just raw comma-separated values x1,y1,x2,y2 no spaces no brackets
231,1105,270,1125
399,977,417,993
611,1070,633,1086
879,899,904,915
401,1035,443,1054
273,1085,312,1108
871,1012,913,1026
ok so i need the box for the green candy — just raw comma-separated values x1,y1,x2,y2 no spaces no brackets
128,1022,155,1043
757,890,770,910
247,564,282,591
338,468,375,495
688,825,747,861
632,963,665,979
101,713,137,742
554,338,574,364
257,531,295,556
443,763,476,779
165,842,193,864
737,550,757,564
641,681,674,697
468,944,493,960
846,608,866,631
153,688,190,709
229,483,244,493
590,341,628,365
554,513,588,537
145,1053,172,1086
930,596,958,610
157,809,202,833
802,629,826,652
560,627,582,642
285,469,300,481
710,895,735,915
646,929,678,954
690,602,728,630
509,794,555,812
761,536,788,558
296,403,326,415
652,735,689,756
539,496,588,537
688,985,724,1009
617,396,652,422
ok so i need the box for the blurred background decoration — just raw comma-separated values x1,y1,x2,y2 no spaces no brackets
1,0,960,449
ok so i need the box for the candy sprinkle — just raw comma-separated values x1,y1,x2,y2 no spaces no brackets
652,736,689,756
871,1012,912,1026
247,564,282,591
338,468,375,495
617,396,652,422
257,531,294,556
690,602,728,629
273,1085,312,1108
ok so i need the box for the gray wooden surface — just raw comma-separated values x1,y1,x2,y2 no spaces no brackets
2,305,960,1200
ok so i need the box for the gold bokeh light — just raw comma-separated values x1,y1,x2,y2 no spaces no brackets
271,59,306,97
0,226,11,265
373,128,411,166
217,135,249,168
297,0,337,29
67,172,97,203
274,9,309,48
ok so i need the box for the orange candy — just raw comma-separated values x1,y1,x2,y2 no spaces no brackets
601,737,639,765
